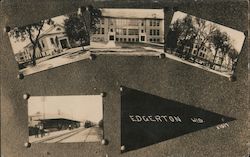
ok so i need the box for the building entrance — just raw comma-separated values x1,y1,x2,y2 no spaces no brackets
109,35,114,41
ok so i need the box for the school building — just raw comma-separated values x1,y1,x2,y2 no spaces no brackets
91,8,164,44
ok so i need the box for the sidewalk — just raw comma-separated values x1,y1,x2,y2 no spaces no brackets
29,127,84,143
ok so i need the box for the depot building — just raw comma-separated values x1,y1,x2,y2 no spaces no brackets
91,8,164,43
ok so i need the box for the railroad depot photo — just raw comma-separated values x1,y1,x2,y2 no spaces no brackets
28,95,103,143
8,6,101,76
165,11,245,77
90,8,165,56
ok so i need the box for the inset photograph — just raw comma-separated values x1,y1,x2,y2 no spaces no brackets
8,6,101,76
28,95,103,143
90,8,165,56
165,11,245,77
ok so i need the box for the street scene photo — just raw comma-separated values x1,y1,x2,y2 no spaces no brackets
28,95,103,143
165,11,245,77
90,8,165,56
8,6,100,76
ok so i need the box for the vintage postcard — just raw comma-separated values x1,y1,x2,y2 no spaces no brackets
90,8,165,56
28,95,103,143
8,8,92,76
165,11,245,77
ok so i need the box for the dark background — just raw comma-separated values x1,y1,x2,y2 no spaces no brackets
0,0,249,157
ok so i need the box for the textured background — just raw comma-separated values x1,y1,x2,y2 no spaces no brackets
0,0,249,157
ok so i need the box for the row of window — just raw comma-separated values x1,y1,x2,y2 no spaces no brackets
95,27,160,36
192,50,205,58
149,38,160,43
98,18,161,27
193,45,207,51
94,28,105,34
150,29,160,36
116,38,140,42
149,20,160,27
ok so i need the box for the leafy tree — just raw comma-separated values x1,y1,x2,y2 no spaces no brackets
227,48,238,71
170,15,197,58
192,17,218,62
64,6,102,50
9,19,54,65
210,29,231,67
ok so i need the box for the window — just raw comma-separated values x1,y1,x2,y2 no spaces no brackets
128,29,139,35
193,50,197,54
116,29,122,35
109,35,114,41
156,38,160,42
150,20,152,26
124,38,127,42
110,28,113,32
150,29,153,35
50,38,55,45
141,30,144,33
132,38,135,42
38,42,42,49
102,28,105,34
56,28,61,31
128,19,139,26
128,38,131,42
153,21,156,26
141,36,145,41
150,38,152,42
141,22,144,26
116,38,119,41
153,30,156,35
120,38,123,42
156,21,160,26
41,40,45,48
123,29,127,35
156,30,160,36
136,38,139,42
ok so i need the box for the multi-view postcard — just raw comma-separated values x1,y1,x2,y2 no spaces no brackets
8,7,93,76
28,95,103,143
90,8,165,56
165,11,245,78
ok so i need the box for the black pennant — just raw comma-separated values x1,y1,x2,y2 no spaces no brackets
121,86,236,153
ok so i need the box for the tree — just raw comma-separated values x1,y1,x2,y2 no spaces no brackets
9,19,54,65
192,17,218,62
64,6,102,50
210,29,231,67
170,15,197,58
227,48,238,71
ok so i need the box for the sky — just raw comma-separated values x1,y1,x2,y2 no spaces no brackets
171,11,245,53
8,15,68,54
28,95,103,123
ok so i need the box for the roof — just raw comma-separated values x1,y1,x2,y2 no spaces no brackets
24,24,65,48
101,8,164,19
30,114,80,122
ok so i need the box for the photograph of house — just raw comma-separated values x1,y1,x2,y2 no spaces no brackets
90,8,165,56
28,95,103,143
8,7,93,76
165,11,245,77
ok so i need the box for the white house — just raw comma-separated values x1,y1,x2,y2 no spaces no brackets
16,24,72,63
